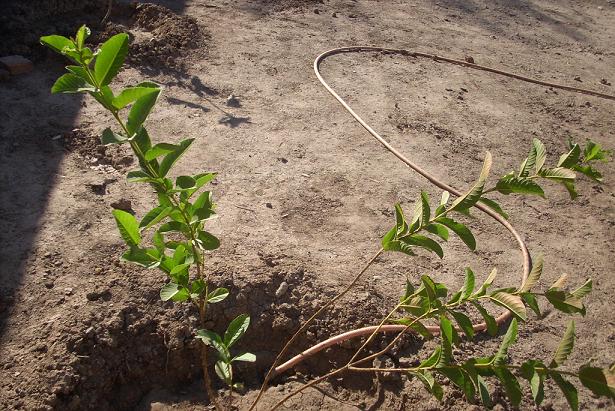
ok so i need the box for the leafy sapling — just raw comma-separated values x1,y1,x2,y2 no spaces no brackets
261,139,612,411
41,26,254,407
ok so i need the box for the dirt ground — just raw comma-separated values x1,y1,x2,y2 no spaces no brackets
1,0,614,410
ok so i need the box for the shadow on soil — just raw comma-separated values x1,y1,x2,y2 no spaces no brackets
430,0,588,42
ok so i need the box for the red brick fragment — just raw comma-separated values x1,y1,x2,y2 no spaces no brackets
0,55,33,75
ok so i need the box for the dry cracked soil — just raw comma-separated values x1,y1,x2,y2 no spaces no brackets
0,0,614,410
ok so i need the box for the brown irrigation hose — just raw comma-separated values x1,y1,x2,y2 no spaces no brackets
273,47,615,376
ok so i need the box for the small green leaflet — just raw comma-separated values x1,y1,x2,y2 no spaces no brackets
112,209,141,246
550,320,575,368
94,33,129,86
489,291,527,321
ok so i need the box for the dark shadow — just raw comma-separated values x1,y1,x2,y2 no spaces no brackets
366,384,386,411
430,0,588,43
0,62,84,338
166,96,211,113
219,115,253,128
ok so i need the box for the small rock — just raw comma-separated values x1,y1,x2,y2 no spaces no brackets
464,56,475,64
265,202,273,209
226,94,240,107
86,288,111,301
0,55,33,75
600,78,611,86
277,157,288,164
574,75,582,82
110,199,133,212
65,288,73,296
44,280,54,289
314,8,320,14
460,87,468,93
275,281,289,298
332,12,337,17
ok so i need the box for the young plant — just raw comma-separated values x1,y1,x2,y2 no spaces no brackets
254,139,613,410
40,26,254,408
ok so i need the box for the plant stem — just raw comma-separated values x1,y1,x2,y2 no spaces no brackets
198,300,223,411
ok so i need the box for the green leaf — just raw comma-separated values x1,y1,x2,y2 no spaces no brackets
538,167,576,181
583,140,610,162
101,128,128,145
461,268,475,300
112,83,160,110
521,293,541,316
558,144,581,168
489,292,527,321
413,370,443,401
533,138,547,173
133,127,153,154
450,311,474,340
65,65,91,82
493,318,517,366
143,143,179,161
112,209,141,246
493,367,522,406
550,372,579,411
196,231,220,251
176,175,197,190
40,35,74,54
571,279,592,300
75,25,90,49
420,191,431,225
51,73,90,94
392,317,433,340
438,368,475,401
139,206,172,231
233,352,256,363
400,234,443,258
495,173,545,197
449,152,492,212
435,191,450,216
126,86,162,135
520,360,545,405
550,320,575,368
196,330,229,361
160,282,189,302
471,301,498,336
420,346,442,368
127,170,154,183
394,203,408,236
438,315,454,366
224,314,250,348
477,375,492,408
121,246,159,268
544,289,585,315
383,239,415,256
578,366,615,399
572,164,603,182
94,33,129,86
474,268,497,297
425,223,449,241
215,360,232,385
478,197,509,219
207,288,229,303
159,138,195,177
518,255,543,293
434,217,475,250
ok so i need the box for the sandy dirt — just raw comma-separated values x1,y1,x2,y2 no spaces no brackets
0,0,614,410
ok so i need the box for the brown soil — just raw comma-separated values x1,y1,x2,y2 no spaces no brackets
1,1,614,410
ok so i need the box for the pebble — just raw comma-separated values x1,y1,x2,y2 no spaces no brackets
275,281,289,298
